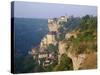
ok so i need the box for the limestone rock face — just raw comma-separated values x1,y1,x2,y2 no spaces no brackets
40,33,57,49
69,54,86,70
58,41,97,70
65,32,77,40
58,41,67,64
40,18,60,49
58,41,67,55
58,41,87,70
48,19,59,32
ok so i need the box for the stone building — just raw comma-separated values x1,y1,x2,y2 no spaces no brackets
57,16,67,24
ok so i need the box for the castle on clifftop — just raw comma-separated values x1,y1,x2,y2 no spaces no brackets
29,15,68,66
40,16,68,49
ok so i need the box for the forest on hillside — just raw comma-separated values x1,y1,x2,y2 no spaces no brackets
59,15,97,54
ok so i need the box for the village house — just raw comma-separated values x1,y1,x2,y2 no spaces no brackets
29,15,68,67
29,47,56,66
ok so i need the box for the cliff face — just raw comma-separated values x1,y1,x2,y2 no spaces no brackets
65,32,77,40
58,39,97,70
48,21,59,32
58,28,97,70
40,17,62,49
40,33,57,49
40,16,68,49
58,41,67,55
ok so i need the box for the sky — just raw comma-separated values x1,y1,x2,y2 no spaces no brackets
13,1,97,18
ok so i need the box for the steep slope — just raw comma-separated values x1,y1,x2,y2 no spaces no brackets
57,15,97,70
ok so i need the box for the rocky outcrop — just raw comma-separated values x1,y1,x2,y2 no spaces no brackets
40,16,68,49
48,19,59,32
65,32,77,40
58,41,67,64
58,34,97,70
40,33,57,49
58,41,67,55
79,52,97,69
58,41,90,70
67,52,86,70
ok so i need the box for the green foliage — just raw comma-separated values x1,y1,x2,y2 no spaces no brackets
79,15,97,32
54,54,73,71
46,44,58,52
69,15,97,54
71,33,96,54
44,63,57,72
63,16,81,31
58,33,65,41
72,37,80,45
58,26,65,33
23,55,46,73
15,54,46,73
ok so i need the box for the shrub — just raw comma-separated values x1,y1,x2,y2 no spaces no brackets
53,54,73,71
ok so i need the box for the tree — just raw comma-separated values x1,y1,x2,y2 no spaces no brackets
54,54,73,71
46,44,58,52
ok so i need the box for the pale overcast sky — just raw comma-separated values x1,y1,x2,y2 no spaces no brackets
13,1,97,18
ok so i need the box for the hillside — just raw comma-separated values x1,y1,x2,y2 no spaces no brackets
57,15,97,70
